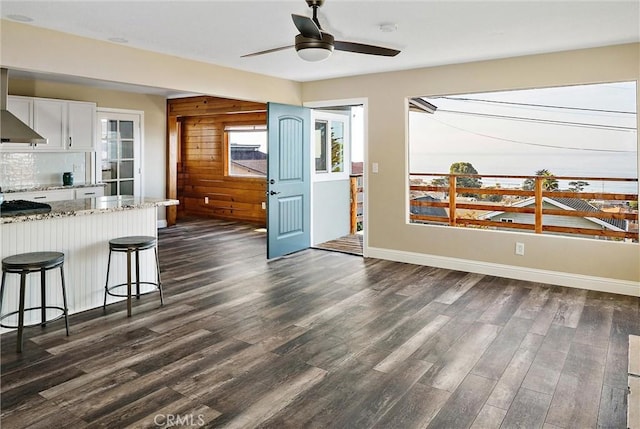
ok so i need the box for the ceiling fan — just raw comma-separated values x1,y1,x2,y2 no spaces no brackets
242,0,401,62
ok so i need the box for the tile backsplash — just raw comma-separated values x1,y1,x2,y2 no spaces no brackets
0,152,87,189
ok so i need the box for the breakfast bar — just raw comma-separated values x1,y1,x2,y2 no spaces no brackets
0,196,178,330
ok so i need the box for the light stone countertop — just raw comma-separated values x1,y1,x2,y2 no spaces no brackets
1,195,179,224
2,183,108,193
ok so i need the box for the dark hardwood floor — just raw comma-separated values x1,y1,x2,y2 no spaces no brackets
2,217,638,428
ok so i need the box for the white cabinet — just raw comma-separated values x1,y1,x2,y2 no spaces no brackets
67,101,96,151
5,187,105,202
4,189,75,202
2,96,96,152
33,98,66,151
75,186,104,199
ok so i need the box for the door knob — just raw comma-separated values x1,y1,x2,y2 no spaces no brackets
269,190,281,195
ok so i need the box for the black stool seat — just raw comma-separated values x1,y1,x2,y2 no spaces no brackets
104,235,163,317
109,236,156,251
1,251,70,353
3,251,65,272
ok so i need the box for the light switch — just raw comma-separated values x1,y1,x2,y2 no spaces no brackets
372,162,379,173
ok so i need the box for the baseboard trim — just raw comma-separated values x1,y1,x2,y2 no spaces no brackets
366,246,640,297
157,220,168,229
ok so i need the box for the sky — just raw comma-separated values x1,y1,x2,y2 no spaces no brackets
409,81,638,192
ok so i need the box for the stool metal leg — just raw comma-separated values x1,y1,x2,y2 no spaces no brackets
135,249,141,300
0,271,6,315
60,265,70,336
126,249,132,318
103,249,112,311
40,267,47,327
155,247,164,306
17,272,26,353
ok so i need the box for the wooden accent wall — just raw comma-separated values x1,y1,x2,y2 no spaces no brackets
167,96,267,225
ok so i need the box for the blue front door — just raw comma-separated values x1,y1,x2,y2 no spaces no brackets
267,103,311,259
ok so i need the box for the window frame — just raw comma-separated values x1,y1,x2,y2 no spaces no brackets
223,124,268,179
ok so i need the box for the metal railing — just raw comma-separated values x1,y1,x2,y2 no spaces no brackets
409,173,638,241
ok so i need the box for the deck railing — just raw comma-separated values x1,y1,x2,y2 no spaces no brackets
350,174,364,234
409,173,639,241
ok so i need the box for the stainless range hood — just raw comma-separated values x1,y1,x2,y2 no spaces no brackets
0,68,47,145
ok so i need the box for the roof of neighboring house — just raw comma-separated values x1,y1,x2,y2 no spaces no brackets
548,197,627,230
481,197,626,231
230,145,267,161
351,162,363,175
410,195,448,218
231,159,267,175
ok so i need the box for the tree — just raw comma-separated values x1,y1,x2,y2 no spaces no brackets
331,132,344,172
482,183,503,202
431,177,448,188
568,180,589,192
522,169,558,191
449,162,482,197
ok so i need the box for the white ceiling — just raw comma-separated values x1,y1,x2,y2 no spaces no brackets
2,0,639,93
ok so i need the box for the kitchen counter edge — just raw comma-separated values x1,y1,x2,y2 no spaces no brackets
2,183,108,193
1,196,179,224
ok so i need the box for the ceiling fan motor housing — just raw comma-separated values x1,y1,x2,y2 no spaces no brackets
295,32,335,53
305,0,325,8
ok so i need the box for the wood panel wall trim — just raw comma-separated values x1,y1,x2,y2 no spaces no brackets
167,96,268,226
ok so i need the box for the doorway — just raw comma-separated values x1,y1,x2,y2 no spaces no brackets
310,104,365,256
96,109,143,197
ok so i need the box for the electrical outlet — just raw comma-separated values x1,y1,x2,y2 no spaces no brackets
372,162,379,173
204,196,209,204
515,242,525,256
261,202,266,210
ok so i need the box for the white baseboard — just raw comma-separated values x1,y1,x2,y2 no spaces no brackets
157,219,168,229
366,246,640,297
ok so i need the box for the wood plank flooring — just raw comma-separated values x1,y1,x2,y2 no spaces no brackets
313,234,363,256
1,217,639,428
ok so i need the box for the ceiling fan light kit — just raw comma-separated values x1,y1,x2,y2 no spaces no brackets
242,0,400,61
295,33,334,62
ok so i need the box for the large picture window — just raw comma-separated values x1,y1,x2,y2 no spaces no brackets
408,81,638,242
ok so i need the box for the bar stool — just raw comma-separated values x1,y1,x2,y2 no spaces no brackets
103,236,163,317
0,251,70,353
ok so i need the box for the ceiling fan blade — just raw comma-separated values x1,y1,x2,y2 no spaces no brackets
241,45,294,58
292,14,322,40
334,40,400,57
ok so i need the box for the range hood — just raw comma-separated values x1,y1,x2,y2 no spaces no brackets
0,68,47,144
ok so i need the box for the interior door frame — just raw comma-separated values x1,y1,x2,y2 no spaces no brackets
305,98,369,256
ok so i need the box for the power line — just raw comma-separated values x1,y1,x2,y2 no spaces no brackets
436,96,637,115
428,117,636,153
436,109,637,131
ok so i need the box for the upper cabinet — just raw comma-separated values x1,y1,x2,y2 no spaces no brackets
67,101,96,151
3,96,96,152
33,98,66,150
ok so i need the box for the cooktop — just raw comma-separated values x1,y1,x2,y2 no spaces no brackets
1,199,52,217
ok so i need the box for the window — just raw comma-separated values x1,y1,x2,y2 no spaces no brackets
225,126,267,178
314,111,349,180
408,82,638,242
